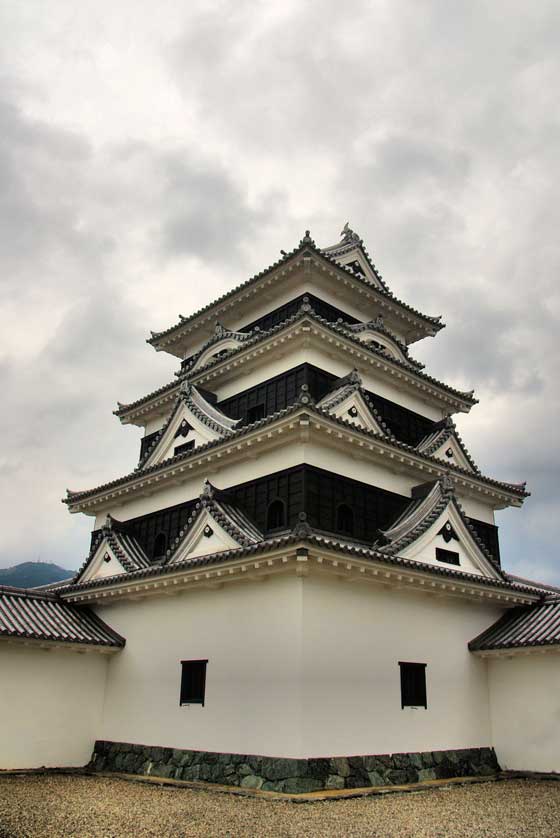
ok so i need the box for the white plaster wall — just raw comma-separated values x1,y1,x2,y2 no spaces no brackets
0,644,108,769
208,344,443,420
97,573,502,758
301,575,502,756
97,576,303,757
488,654,560,772
96,438,495,528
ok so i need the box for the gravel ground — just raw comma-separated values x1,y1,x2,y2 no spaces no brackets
0,775,559,838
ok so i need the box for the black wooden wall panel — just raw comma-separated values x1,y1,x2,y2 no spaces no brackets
241,293,360,333
139,430,160,461
363,390,435,447
466,518,501,566
90,465,502,565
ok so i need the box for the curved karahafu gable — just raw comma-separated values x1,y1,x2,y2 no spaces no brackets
181,322,254,375
347,316,424,370
417,417,480,474
165,481,263,564
73,516,151,585
317,369,393,436
378,477,504,580
139,381,240,469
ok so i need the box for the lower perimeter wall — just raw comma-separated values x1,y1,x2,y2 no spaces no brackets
91,741,499,793
0,644,108,769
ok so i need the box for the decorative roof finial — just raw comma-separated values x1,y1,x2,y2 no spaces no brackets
299,230,315,247
201,479,215,500
340,222,362,244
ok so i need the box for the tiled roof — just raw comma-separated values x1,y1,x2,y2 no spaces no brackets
147,231,444,348
469,596,560,651
67,397,528,508
0,586,125,648
117,302,474,419
56,526,542,599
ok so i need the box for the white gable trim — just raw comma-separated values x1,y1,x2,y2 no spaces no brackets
397,503,501,580
424,433,476,473
319,390,385,434
77,538,128,583
191,337,247,374
169,508,243,563
143,401,223,468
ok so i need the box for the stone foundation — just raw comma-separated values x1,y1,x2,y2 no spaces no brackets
90,741,499,793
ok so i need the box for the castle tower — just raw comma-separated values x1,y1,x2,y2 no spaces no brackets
54,226,545,789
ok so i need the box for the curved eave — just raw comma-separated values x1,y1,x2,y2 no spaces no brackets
64,405,528,515
56,536,539,608
147,245,444,357
117,311,473,426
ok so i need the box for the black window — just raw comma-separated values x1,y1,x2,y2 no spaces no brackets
174,440,195,457
180,660,208,706
153,532,167,560
267,499,286,530
436,547,460,566
399,662,427,709
336,504,354,536
247,403,265,424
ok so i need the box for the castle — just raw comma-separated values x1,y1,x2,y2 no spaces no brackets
1,226,558,789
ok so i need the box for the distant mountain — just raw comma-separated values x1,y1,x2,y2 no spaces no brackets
0,562,75,588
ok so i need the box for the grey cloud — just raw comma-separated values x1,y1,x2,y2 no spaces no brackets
1,2,559,586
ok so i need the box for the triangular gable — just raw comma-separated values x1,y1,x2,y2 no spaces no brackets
379,479,502,580
317,371,391,436
322,224,387,291
417,419,479,474
74,518,151,584
141,383,240,469
167,481,263,564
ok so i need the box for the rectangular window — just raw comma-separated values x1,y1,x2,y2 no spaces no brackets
180,660,208,706
399,661,427,709
174,440,195,457
435,547,460,566
247,403,265,424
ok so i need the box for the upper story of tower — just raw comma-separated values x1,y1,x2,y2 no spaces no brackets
147,226,444,361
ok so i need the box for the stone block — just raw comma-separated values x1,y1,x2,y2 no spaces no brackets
329,757,350,777
261,758,301,781
367,770,385,787
240,775,264,789
418,768,436,782
282,777,322,794
325,774,345,790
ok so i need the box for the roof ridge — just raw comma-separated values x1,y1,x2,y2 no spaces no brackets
146,232,444,348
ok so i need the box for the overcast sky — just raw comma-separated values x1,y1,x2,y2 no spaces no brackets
1,1,559,584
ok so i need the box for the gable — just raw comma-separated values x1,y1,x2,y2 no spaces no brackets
141,385,238,469
425,433,476,473
169,508,243,563
395,504,501,579
322,390,386,434
76,537,128,584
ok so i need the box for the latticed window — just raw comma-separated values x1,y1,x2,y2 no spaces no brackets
267,499,286,530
